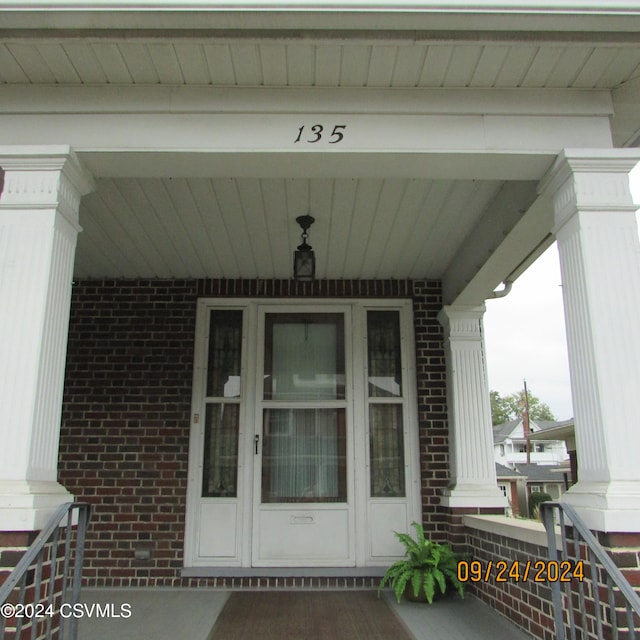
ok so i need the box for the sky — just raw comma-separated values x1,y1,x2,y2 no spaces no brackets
483,162,640,421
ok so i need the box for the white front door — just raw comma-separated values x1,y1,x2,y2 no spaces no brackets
184,298,420,570
252,308,354,566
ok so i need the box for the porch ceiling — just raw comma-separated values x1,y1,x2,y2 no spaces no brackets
75,176,507,281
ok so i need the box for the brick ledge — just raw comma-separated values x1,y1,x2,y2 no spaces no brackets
463,514,561,548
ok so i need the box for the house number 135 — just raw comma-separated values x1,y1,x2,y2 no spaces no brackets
294,124,347,144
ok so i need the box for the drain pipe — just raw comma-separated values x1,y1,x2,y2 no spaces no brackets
489,280,513,299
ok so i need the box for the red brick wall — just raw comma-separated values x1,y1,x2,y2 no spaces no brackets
58,278,448,587
464,524,640,640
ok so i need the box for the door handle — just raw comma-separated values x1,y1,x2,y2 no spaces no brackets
254,434,260,455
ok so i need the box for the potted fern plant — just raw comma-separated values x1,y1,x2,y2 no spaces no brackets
378,521,466,604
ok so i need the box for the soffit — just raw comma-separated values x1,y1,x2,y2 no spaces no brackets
74,176,504,280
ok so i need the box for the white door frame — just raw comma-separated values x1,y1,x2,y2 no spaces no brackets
183,297,421,570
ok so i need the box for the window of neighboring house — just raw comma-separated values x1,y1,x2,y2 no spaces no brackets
499,445,505,456
518,445,527,453
498,483,509,498
535,444,545,453
530,484,542,493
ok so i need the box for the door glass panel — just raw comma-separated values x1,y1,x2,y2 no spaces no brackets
369,404,406,497
202,403,239,497
207,310,243,398
263,314,345,400
367,311,402,397
261,408,347,503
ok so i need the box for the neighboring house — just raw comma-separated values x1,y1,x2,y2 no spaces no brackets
495,463,526,517
1,5,640,639
494,418,570,467
514,463,572,502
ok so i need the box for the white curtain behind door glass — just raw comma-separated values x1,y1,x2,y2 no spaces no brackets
271,323,337,400
263,409,346,502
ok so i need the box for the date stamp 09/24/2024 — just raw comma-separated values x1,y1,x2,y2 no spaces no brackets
457,559,585,584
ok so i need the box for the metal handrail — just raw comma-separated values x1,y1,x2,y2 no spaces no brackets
0,502,90,640
540,501,640,640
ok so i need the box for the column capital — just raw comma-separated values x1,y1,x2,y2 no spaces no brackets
438,304,486,338
0,145,95,224
538,148,640,231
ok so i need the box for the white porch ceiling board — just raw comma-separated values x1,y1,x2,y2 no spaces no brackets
259,44,287,86
365,46,397,88
308,178,337,278
211,177,257,277
443,46,484,87
147,43,183,84
161,178,223,276
493,45,538,87
34,44,82,84
115,178,187,276
314,44,342,86
595,48,640,88
324,179,358,278
174,43,211,85
80,188,155,277
61,42,108,84
520,46,566,88
260,178,293,277
418,46,453,87
204,44,236,85
339,45,371,87
89,43,132,84
1,40,640,92
188,179,236,276
340,178,384,277
286,44,316,86
394,179,455,277
4,44,54,84
359,179,409,277
425,180,503,276
0,44,29,83
229,43,262,85
90,179,170,276
373,179,434,278
390,46,427,87
544,46,595,88
235,178,275,276
117,43,160,84
572,47,620,88
469,46,511,88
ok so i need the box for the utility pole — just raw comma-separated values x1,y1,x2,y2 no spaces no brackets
523,379,531,464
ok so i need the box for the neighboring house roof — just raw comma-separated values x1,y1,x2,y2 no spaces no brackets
528,419,575,442
493,419,521,444
493,418,574,444
514,463,571,483
495,463,524,480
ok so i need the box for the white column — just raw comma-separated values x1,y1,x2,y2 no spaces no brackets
539,149,640,532
438,305,507,509
0,146,94,530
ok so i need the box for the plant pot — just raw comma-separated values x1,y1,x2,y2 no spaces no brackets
403,584,447,603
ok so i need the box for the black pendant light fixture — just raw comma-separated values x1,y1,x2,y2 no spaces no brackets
293,215,316,282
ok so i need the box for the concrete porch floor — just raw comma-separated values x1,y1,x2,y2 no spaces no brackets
78,588,535,640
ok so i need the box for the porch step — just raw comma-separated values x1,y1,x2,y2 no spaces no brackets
78,588,534,640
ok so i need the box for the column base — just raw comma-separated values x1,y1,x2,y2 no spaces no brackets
440,483,508,510
563,480,640,532
0,480,74,531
